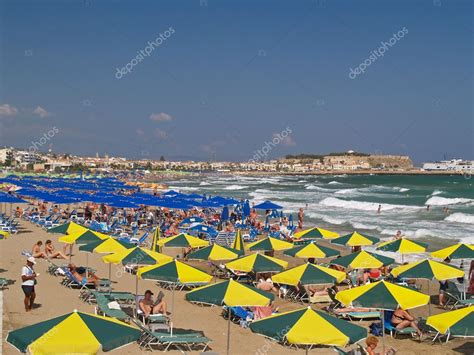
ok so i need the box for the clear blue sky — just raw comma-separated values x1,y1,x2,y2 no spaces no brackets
0,0,472,163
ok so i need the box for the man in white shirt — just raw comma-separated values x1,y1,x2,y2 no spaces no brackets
21,257,37,312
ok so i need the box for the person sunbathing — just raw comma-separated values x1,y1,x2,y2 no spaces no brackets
68,264,100,286
45,240,67,259
32,241,47,258
256,278,278,293
303,284,330,297
332,306,377,314
391,308,422,338
139,289,168,317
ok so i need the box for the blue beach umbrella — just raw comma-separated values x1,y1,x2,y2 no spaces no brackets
254,200,283,210
221,206,230,221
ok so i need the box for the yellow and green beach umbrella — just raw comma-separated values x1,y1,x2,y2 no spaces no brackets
391,259,464,281
284,241,340,259
426,306,474,338
79,238,135,254
330,250,395,270
377,237,427,254
157,233,209,249
249,307,367,347
232,229,245,253
6,310,140,354
151,227,161,252
185,278,274,306
138,259,212,284
272,263,346,286
336,280,430,310
102,246,172,265
47,221,88,235
186,279,274,355
59,230,109,245
431,244,474,260
293,227,339,240
0,230,9,239
247,237,293,252
331,232,380,247
187,244,243,261
225,253,288,273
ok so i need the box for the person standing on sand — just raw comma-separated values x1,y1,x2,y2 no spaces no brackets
298,208,304,229
21,257,38,312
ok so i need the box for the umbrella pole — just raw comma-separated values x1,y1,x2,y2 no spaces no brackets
428,280,431,315
382,309,385,353
305,345,308,355
86,253,88,278
226,308,231,355
108,263,112,294
135,275,139,318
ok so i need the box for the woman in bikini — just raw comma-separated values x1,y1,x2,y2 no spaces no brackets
45,240,67,259
391,308,422,337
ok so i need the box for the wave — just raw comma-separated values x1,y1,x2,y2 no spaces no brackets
335,188,358,195
328,181,341,185
224,185,248,190
445,213,474,225
431,190,443,196
168,186,199,191
425,196,473,206
351,222,378,230
319,197,420,212
399,188,410,192
199,181,211,186
306,212,346,225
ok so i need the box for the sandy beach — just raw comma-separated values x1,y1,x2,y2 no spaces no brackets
1,207,472,355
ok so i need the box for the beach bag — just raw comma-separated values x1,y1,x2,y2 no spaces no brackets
369,322,383,336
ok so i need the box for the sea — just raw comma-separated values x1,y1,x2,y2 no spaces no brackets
163,174,474,251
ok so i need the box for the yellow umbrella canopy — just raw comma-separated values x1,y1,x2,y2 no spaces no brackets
293,227,339,240
59,230,109,245
390,259,464,281
157,233,209,248
225,253,288,273
246,237,293,252
249,307,367,347
376,237,427,254
335,280,430,310
138,260,212,284
426,306,474,337
272,263,346,286
431,244,474,260
102,247,172,265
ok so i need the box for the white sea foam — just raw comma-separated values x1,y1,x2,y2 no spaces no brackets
335,188,358,195
445,213,474,224
351,222,379,230
224,185,248,190
425,196,473,206
399,188,410,192
431,190,443,196
199,181,211,186
328,181,341,185
319,197,420,212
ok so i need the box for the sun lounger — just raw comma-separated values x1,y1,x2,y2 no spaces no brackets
443,283,474,309
383,311,417,338
94,294,130,322
134,321,211,352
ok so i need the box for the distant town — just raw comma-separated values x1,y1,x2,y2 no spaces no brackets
0,147,472,175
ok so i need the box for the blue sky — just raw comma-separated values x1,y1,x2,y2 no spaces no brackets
0,0,472,163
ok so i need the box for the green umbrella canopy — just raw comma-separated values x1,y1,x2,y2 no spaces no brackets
185,279,274,306
272,263,346,286
249,307,367,346
330,250,395,269
6,311,141,353
331,232,380,247
47,222,87,234
284,243,340,258
186,244,244,261
137,260,212,284
78,239,135,253
391,260,464,281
